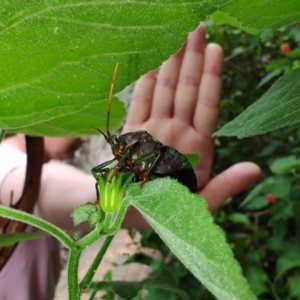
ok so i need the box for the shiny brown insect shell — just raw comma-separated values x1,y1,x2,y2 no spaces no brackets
93,130,198,193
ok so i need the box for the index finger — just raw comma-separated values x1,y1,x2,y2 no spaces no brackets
194,43,223,137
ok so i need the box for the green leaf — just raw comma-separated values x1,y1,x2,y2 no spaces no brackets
107,281,145,300
0,232,47,247
276,245,300,278
245,266,268,296
183,153,201,168
292,202,300,225
228,213,251,226
215,68,300,138
71,203,101,227
219,0,300,31
270,155,300,175
242,196,269,210
103,270,113,282
240,177,276,207
12,96,127,137
255,68,283,89
270,178,291,197
0,0,215,136
122,253,156,267
287,48,300,59
147,269,190,300
289,274,300,298
2,1,300,138
211,11,258,34
90,269,190,300
90,280,144,300
265,238,292,255
128,178,256,300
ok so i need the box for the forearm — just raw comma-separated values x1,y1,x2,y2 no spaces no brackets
1,161,151,232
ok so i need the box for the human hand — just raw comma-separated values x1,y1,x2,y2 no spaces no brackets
122,24,261,212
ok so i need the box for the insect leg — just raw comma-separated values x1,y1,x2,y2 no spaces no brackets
108,146,133,181
92,157,117,175
95,182,100,201
133,148,163,187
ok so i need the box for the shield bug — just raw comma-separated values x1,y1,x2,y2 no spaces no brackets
91,63,198,193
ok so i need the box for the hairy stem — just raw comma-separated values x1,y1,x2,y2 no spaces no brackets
80,235,114,291
0,205,74,249
68,248,82,300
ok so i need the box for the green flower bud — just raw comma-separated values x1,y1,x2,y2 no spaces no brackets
97,170,133,213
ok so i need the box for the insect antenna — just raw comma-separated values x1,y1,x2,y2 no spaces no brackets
88,62,119,140
106,62,119,138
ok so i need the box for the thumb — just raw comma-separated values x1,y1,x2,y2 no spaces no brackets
200,162,261,212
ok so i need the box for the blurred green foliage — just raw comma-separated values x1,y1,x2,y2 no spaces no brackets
210,22,300,300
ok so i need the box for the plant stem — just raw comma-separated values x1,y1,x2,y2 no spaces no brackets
77,228,101,249
103,212,114,232
0,205,74,249
68,248,82,300
267,277,281,300
106,198,130,234
88,289,97,300
80,235,114,291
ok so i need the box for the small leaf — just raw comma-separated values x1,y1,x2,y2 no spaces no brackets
211,11,258,34
292,202,300,225
91,280,145,300
103,270,113,282
90,269,189,300
287,48,300,59
89,211,101,227
219,1,300,31
215,68,300,138
242,196,269,210
289,274,300,297
228,213,251,225
147,269,190,300
71,203,101,226
245,266,268,296
270,156,300,174
255,68,283,89
240,177,276,207
265,238,292,255
270,178,291,197
276,249,300,279
128,178,256,300
183,153,201,168
0,232,47,247
122,253,155,267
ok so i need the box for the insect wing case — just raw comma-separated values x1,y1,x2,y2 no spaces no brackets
153,146,198,193
117,131,197,193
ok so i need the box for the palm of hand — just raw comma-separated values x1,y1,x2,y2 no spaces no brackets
122,24,261,211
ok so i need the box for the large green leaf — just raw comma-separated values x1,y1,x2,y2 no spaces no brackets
128,178,256,300
0,0,218,136
215,68,300,138
2,1,300,137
